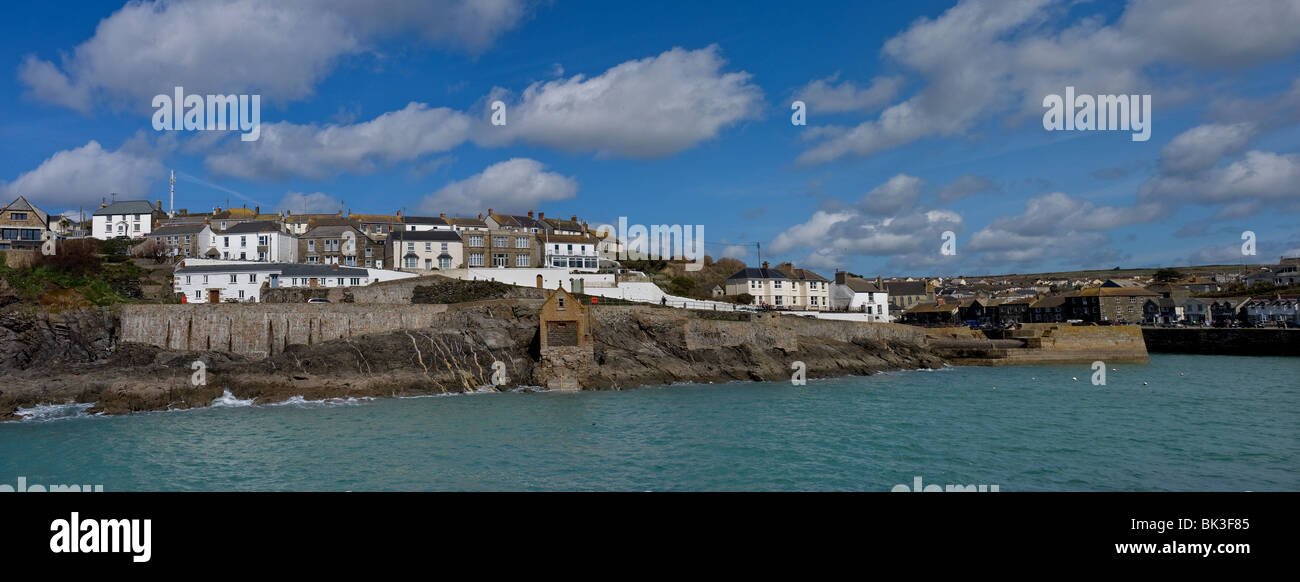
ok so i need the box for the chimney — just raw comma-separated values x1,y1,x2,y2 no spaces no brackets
337,210,342,216
156,199,163,211
835,271,846,285
762,261,770,269
527,210,534,219
440,213,446,219
877,276,884,288
477,213,483,220
488,208,494,216
571,215,577,222
538,212,544,220
254,205,260,215
396,209,402,218
332,263,339,270
286,210,292,216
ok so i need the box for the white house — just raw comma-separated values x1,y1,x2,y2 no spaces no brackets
173,262,377,303
542,233,600,270
215,221,297,262
92,200,160,239
829,272,890,322
400,216,453,232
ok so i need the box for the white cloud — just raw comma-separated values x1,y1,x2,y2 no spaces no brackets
278,192,343,214
1158,123,1257,175
966,191,1163,266
794,75,903,114
770,174,963,271
19,0,529,113
2,140,163,209
721,244,750,258
861,174,923,215
484,45,763,157
419,158,577,215
204,103,472,180
797,0,1300,165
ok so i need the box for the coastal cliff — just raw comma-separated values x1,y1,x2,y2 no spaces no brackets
0,300,945,419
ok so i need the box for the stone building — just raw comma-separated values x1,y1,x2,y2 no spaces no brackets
536,286,595,391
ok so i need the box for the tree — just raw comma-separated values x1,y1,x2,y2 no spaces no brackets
1153,268,1184,283
132,239,169,264
734,292,754,305
667,275,696,296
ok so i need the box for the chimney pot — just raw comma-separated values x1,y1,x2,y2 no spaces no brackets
254,205,260,215
477,213,483,220
527,210,534,219
571,215,577,222
440,213,446,219
488,208,494,216
538,212,545,220
762,261,770,269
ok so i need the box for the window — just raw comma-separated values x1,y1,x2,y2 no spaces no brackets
223,236,230,247
337,278,344,286
469,252,484,267
308,240,317,252
365,248,372,257
774,281,782,288
134,223,140,232
350,278,360,285
250,274,257,282
240,236,247,247
440,256,451,269
516,237,529,248
407,242,414,251
203,275,209,283
404,255,417,268
238,290,244,299
494,236,507,247
185,275,191,285
258,235,268,246
441,243,448,252
194,290,201,299
10,213,27,221
425,242,431,251
516,254,529,267
469,235,483,247
229,274,237,283
776,296,783,305
493,253,507,267
307,256,318,264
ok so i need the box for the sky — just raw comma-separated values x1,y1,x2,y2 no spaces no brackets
1,0,1298,277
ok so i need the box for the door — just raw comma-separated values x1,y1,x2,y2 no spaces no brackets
536,274,543,288
208,289,220,303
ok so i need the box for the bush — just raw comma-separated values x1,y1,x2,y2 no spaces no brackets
734,292,754,305
33,239,102,277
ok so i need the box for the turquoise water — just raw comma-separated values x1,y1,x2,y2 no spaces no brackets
2,354,1296,491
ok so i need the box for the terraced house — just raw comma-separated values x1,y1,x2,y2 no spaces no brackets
217,221,297,262
149,224,216,258
298,224,381,267
389,230,463,271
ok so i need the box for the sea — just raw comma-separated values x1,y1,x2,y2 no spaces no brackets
2,354,1296,491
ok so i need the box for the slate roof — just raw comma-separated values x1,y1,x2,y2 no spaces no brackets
726,267,789,281
94,200,158,216
389,230,463,242
222,221,285,234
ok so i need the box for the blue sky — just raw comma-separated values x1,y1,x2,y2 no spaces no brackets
2,0,1298,276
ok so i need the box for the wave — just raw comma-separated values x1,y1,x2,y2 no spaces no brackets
265,395,375,407
210,389,255,408
16,402,97,422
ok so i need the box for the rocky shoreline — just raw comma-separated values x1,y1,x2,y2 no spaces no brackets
0,301,947,421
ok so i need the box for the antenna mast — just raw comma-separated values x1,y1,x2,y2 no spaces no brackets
169,170,175,217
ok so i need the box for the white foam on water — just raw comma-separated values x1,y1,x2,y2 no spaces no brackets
210,389,255,408
16,402,96,422
266,395,375,407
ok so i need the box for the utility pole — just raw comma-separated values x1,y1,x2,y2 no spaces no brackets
169,170,175,217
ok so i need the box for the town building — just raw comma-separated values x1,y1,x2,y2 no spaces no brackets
829,271,888,320
1029,295,1067,323
149,224,217,259
1065,286,1159,323
884,280,933,310
389,230,464,271
724,262,791,309
400,216,452,232
172,262,374,303
216,221,298,262
92,200,163,239
0,196,51,249
298,224,382,267
778,266,832,311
